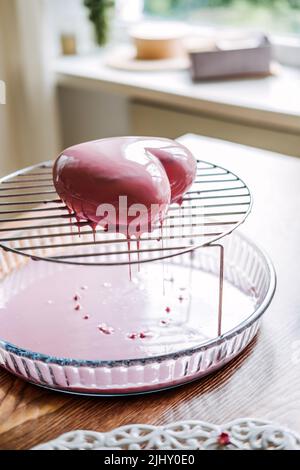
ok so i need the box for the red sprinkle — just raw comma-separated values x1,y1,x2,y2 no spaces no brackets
128,333,138,340
139,331,153,339
83,315,90,320
74,304,81,311
74,294,81,301
165,307,171,313
129,331,152,339
98,324,114,335
218,432,230,446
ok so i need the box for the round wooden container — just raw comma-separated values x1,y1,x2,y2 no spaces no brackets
130,22,188,60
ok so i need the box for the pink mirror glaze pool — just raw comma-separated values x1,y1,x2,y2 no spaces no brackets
0,253,255,361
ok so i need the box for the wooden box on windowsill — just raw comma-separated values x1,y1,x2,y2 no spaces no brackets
189,36,272,81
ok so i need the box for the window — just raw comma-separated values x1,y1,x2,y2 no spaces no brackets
47,0,300,66
144,1,300,36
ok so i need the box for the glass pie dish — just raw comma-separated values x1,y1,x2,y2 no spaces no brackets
0,229,276,396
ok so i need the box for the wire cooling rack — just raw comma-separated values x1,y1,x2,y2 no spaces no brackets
0,159,252,266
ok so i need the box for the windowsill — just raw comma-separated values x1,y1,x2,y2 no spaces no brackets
53,53,300,133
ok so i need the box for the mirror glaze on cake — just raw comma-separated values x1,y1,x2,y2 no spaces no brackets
53,137,196,235
145,138,197,204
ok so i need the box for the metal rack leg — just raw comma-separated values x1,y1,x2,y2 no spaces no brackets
203,243,224,337
217,244,225,337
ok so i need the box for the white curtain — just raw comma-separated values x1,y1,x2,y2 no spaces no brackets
0,0,60,176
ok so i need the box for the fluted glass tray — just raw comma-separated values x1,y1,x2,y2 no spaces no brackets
0,230,275,395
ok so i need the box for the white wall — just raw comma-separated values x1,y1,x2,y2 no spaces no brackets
57,86,130,149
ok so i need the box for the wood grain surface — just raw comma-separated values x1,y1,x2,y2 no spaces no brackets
0,134,300,450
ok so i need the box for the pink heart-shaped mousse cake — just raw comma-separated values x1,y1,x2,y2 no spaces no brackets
53,137,196,236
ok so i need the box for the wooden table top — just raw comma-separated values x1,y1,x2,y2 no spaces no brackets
0,134,300,450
